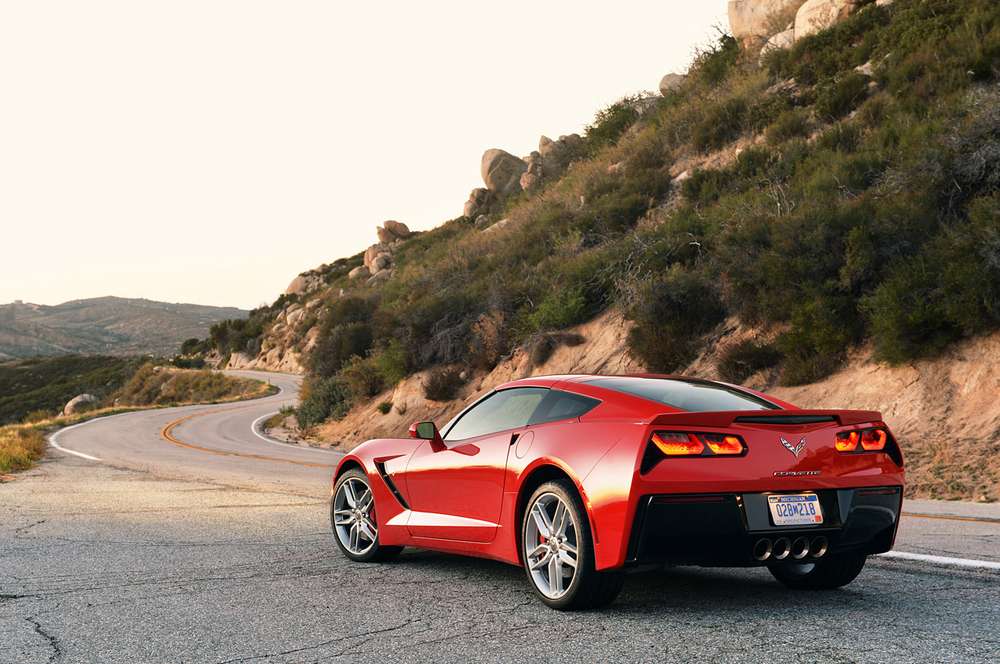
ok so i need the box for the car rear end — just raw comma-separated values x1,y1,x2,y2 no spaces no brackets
625,409,905,567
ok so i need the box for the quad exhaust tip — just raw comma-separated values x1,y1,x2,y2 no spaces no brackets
753,536,828,562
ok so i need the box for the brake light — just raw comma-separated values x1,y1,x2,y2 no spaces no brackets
705,434,745,456
837,427,891,454
835,431,859,452
651,432,704,456
861,428,887,451
650,431,746,458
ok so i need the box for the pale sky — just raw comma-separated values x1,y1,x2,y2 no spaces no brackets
1,1,728,310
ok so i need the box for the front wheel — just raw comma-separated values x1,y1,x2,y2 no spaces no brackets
768,551,867,590
331,469,402,562
521,480,623,610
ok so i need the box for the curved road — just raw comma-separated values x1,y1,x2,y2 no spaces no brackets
2,370,998,662
49,370,340,497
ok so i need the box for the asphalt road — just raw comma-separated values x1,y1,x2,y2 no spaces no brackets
2,370,999,663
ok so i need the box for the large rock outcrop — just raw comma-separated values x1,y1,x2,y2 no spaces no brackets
794,0,861,39
63,393,99,416
728,0,805,45
481,149,527,196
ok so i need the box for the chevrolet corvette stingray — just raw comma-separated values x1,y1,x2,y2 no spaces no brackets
330,374,904,609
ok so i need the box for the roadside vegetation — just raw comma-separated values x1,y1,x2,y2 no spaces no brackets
0,355,144,425
195,0,1000,432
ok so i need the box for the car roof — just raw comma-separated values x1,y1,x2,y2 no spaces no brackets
493,373,794,411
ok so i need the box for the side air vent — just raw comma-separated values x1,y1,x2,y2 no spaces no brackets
374,461,409,509
733,415,838,425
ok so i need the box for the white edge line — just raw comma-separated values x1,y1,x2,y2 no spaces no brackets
47,373,295,464
249,412,340,455
48,418,105,461
879,551,1000,571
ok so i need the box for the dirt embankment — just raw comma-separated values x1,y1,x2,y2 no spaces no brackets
305,310,999,502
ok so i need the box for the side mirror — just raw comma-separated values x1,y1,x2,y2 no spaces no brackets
409,421,445,450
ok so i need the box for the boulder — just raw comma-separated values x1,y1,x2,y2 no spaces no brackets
348,265,370,281
463,187,494,218
376,220,411,244
474,214,491,229
63,393,99,416
383,219,411,239
371,254,391,272
760,27,795,57
519,152,545,191
285,272,322,296
658,73,686,96
728,0,805,45
367,269,392,286
795,0,859,40
481,218,510,234
481,149,527,196
363,244,388,273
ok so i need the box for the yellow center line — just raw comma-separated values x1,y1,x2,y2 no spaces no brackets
161,408,336,469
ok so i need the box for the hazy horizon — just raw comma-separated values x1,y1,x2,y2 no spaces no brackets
1,1,728,310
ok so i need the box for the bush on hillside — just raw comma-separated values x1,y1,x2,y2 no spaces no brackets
627,267,727,372
717,340,782,384
423,367,464,402
296,377,350,429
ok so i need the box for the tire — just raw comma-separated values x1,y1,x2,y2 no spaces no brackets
768,551,867,590
330,468,403,563
521,479,624,610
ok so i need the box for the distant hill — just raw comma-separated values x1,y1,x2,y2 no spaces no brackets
0,297,248,359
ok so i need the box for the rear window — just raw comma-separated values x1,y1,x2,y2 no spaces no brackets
529,390,600,425
585,377,777,412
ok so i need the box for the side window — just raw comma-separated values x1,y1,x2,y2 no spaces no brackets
444,388,548,441
529,390,600,426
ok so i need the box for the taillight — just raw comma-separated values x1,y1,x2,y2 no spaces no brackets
861,428,887,451
837,427,890,453
835,431,859,452
650,431,746,458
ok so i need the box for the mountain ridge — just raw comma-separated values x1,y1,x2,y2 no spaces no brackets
0,296,248,359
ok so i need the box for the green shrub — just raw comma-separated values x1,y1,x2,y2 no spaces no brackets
691,33,741,86
778,296,860,385
307,321,373,379
340,356,384,402
296,377,350,428
693,97,748,152
717,340,782,383
423,367,464,402
864,195,1000,362
527,287,589,332
627,267,726,372
585,95,643,152
372,339,409,386
766,109,811,144
377,401,392,415
815,72,870,119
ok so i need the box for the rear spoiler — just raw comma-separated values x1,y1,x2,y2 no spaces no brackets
649,409,883,428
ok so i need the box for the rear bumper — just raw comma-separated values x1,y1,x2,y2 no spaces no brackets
626,486,902,566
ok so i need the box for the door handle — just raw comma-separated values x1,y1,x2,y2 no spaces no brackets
509,433,520,446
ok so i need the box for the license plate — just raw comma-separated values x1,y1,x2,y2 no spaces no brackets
768,493,823,526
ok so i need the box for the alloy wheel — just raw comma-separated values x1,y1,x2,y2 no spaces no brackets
333,477,378,555
523,492,579,599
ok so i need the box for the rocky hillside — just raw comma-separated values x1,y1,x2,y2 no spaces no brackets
0,296,247,359
199,0,999,499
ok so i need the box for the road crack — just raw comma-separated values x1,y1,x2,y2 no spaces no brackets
26,616,63,663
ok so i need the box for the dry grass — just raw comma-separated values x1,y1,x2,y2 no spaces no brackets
0,427,47,475
902,435,1000,502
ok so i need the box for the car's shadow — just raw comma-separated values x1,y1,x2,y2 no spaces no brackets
390,548,893,615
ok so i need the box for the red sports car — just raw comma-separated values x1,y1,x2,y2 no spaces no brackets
330,374,904,609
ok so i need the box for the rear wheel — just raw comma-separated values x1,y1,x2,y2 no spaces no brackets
331,469,402,562
521,480,624,610
768,551,867,590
